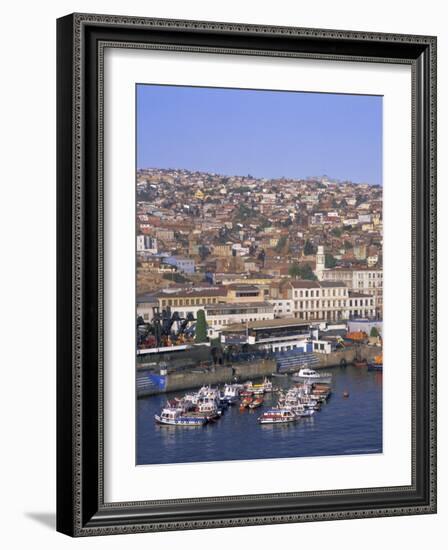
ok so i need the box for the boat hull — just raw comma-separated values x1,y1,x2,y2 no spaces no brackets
155,415,207,426
258,417,296,424
292,375,332,384
367,363,383,371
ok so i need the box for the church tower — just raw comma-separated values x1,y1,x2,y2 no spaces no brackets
315,245,326,280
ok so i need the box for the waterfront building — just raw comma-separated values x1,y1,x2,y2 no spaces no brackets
347,291,376,319
321,267,383,317
289,280,349,322
206,302,275,337
221,317,312,353
269,279,376,322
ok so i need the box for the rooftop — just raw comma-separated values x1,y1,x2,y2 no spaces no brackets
289,280,320,289
222,317,321,332
153,285,227,298
320,281,347,288
205,301,273,311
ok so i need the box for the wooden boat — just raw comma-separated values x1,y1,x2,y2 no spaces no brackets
248,397,264,409
353,358,368,368
239,397,253,410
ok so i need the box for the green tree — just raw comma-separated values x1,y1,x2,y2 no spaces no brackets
195,309,208,343
288,263,301,278
298,263,318,280
275,235,288,253
303,239,315,256
331,227,342,238
289,263,317,280
370,326,380,338
344,240,353,249
325,253,337,268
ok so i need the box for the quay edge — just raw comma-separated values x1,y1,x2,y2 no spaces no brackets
137,345,381,397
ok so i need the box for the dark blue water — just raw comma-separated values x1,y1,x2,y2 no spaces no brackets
136,366,382,465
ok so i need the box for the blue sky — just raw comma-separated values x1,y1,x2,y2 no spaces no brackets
137,84,382,185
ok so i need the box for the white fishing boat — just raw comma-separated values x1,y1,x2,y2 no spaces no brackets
155,407,207,426
292,368,332,384
222,384,240,404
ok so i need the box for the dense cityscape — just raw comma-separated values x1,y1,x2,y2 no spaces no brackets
136,167,382,345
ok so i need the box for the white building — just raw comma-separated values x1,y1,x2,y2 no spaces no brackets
321,267,382,316
205,302,274,338
276,280,377,322
270,299,294,318
346,292,376,319
136,235,157,253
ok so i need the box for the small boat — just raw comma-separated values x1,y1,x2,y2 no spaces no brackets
367,362,383,371
258,408,297,424
292,368,332,384
353,358,368,368
221,384,240,404
293,408,315,418
155,408,207,426
248,397,264,409
367,354,383,371
239,397,253,410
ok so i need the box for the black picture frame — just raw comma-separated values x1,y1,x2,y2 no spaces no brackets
57,13,437,537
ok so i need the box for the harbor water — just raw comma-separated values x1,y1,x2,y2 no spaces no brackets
136,365,382,465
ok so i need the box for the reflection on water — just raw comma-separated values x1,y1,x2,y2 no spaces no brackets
137,366,382,465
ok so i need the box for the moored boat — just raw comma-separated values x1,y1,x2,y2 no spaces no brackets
367,354,383,371
258,408,297,424
239,397,253,410
248,397,264,409
155,408,207,426
292,368,332,384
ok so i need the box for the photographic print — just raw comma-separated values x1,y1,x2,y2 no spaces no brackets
135,84,383,466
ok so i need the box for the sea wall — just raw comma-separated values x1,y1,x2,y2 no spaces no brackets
165,359,276,393
315,345,380,368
